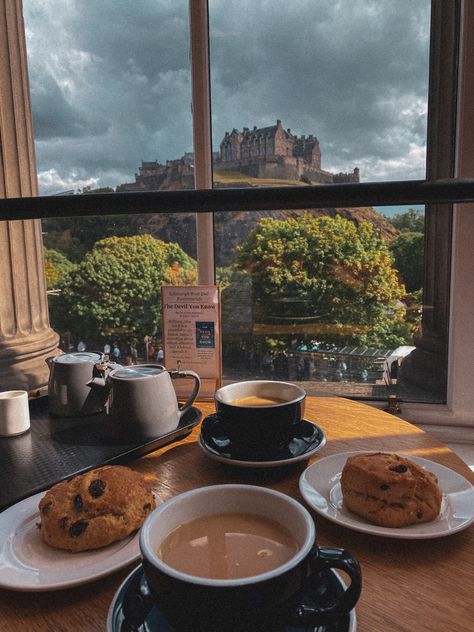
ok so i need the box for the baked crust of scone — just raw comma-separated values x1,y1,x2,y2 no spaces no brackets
341,452,442,528
38,465,155,552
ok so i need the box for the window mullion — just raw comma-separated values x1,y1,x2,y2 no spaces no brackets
189,0,214,285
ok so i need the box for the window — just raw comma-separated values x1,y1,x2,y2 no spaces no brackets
24,0,199,359
209,1,434,402
1,1,473,433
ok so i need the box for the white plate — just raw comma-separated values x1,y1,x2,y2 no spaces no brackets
299,451,474,539
0,491,161,591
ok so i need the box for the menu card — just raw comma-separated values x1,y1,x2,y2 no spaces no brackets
161,285,222,400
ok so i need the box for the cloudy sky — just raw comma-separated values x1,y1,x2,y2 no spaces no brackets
23,0,430,200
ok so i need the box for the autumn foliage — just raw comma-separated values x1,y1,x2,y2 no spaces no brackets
233,214,409,347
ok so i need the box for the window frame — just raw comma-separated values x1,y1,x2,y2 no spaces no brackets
400,0,474,439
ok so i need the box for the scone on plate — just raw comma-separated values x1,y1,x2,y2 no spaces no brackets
341,452,442,528
38,465,155,552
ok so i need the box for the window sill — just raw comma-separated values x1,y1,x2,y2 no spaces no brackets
444,443,474,471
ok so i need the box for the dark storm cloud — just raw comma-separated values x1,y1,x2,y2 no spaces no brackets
24,0,193,193
30,72,99,140
209,0,430,180
23,0,430,194
69,0,190,79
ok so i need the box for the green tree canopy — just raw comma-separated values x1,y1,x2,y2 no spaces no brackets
235,214,409,347
42,214,143,262
51,234,197,341
387,208,425,233
389,231,424,293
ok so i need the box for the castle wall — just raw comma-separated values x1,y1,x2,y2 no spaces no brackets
224,156,337,184
333,168,360,183
122,122,359,191
274,128,293,157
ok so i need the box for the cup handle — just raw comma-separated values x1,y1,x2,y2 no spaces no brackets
168,369,201,418
288,546,361,627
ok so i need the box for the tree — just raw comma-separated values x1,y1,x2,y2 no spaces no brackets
52,234,197,342
43,248,76,290
42,214,144,262
235,214,409,347
389,231,424,293
42,187,145,262
386,208,425,233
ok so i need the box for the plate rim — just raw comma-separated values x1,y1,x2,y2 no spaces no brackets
0,490,160,592
199,417,326,468
299,450,474,539
106,563,357,632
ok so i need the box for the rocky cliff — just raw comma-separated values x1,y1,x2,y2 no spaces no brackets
132,173,397,267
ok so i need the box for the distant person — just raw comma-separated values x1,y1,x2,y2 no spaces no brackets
77,340,86,352
156,346,164,363
103,342,111,355
111,344,121,362
337,358,348,381
130,338,138,364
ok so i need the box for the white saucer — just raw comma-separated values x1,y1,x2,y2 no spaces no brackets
0,491,161,591
299,451,474,539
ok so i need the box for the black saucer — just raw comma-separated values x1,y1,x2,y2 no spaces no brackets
199,414,326,468
107,564,355,632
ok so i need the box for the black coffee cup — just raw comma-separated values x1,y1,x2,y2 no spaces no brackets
214,380,306,457
140,484,361,631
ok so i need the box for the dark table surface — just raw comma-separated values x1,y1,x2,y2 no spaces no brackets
0,396,201,512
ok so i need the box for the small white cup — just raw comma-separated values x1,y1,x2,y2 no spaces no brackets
0,390,31,437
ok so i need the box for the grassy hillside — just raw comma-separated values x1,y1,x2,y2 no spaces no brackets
213,170,308,187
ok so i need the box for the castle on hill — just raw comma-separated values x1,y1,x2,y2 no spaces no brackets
120,120,359,191
217,120,359,184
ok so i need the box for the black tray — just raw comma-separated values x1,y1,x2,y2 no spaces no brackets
0,397,201,513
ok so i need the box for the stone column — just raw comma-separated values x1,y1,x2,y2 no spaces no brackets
0,0,59,392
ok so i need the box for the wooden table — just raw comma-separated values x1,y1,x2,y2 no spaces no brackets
0,397,473,631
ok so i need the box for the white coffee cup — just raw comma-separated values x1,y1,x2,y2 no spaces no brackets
0,390,30,437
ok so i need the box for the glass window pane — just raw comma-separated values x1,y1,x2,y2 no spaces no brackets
209,0,430,183
43,211,198,360
209,1,436,403
22,1,198,363
24,1,193,195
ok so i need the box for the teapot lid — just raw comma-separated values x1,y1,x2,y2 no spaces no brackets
54,352,102,364
111,365,164,379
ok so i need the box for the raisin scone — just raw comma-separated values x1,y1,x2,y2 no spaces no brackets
38,465,155,552
341,452,442,528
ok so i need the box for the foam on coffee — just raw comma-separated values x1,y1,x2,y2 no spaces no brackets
230,395,287,407
158,512,298,579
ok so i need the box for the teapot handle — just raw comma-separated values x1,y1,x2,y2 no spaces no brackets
168,369,201,417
